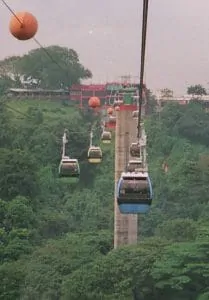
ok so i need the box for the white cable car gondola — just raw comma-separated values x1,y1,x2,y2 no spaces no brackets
59,156,80,181
101,131,112,144
116,171,152,214
88,146,102,163
113,100,123,106
127,159,143,172
132,110,139,119
130,142,141,157
109,115,116,123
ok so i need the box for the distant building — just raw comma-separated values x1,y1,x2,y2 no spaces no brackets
154,91,209,111
7,82,150,113
7,88,69,100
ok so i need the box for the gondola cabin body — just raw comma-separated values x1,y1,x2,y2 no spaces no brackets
130,142,141,157
127,159,143,172
108,115,116,129
59,157,80,182
105,115,116,130
114,100,123,106
132,110,139,119
117,171,152,214
101,131,112,144
88,146,102,163
109,115,116,124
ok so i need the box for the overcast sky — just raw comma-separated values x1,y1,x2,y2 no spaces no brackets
1,0,209,95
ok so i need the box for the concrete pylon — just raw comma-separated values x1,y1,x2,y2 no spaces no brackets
114,109,138,248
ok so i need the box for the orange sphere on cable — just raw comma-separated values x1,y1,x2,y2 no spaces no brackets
9,12,38,40
115,106,120,111
88,96,100,109
107,107,114,115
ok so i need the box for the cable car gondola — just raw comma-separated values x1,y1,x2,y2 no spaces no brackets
130,142,141,157
101,131,112,144
127,159,143,172
132,110,139,119
59,156,80,182
109,115,116,123
88,146,102,163
116,171,152,214
114,100,123,106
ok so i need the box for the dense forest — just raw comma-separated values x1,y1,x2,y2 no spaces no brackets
1,47,209,299
0,97,209,300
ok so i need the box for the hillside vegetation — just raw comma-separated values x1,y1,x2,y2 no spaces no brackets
0,98,208,299
1,47,209,299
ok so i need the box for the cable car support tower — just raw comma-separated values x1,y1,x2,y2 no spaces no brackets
114,0,150,248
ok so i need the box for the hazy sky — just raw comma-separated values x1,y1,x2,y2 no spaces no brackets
1,0,209,95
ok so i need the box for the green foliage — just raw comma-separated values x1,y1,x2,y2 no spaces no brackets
0,46,92,89
0,149,39,200
160,88,174,97
155,218,197,242
0,75,15,95
0,261,25,300
187,84,207,95
20,231,112,299
1,94,209,299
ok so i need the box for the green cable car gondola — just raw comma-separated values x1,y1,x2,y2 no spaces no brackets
101,131,112,144
88,146,102,163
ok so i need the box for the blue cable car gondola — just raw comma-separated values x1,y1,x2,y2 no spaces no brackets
116,171,152,214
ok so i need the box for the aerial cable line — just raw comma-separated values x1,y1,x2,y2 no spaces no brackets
137,0,149,139
1,0,68,75
2,96,88,148
1,1,94,168
1,0,110,130
137,0,148,131
0,95,33,120
2,98,32,119
0,97,89,136
0,0,73,119
3,96,89,132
